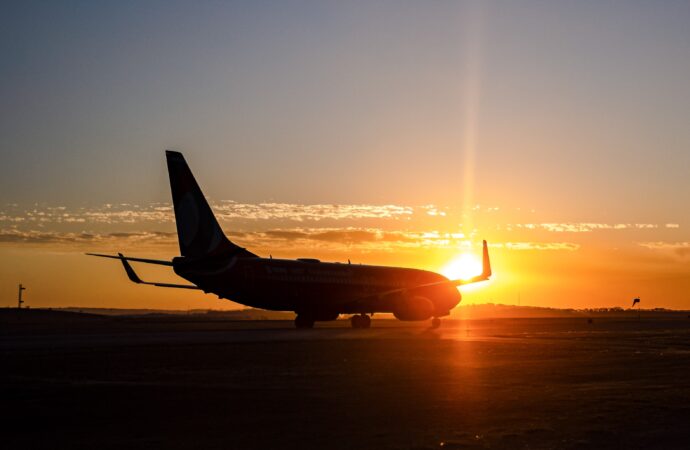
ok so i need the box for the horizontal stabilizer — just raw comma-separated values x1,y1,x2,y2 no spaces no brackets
86,253,173,266
116,254,200,290
87,252,199,289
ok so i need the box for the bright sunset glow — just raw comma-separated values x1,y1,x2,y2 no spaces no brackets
1,3,690,312
441,253,483,281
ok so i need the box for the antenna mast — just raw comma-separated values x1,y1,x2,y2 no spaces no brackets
17,283,26,309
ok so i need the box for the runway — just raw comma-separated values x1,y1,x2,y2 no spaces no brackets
3,312,690,449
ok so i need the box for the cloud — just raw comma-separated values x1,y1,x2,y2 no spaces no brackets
1,202,682,256
638,241,690,258
423,205,447,217
509,223,662,233
0,202,415,226
2,204,681,238
0,224,585,257
214,201,414,221
0,204,171,225
492,242,580,251
240,228,424,250
239,229,572,252
0,229,177,246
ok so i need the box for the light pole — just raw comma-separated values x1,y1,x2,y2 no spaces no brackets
17,283,26,309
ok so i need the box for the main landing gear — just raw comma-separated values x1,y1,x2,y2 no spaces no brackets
350,314,371,329
294,315,315,329
431,317,441,329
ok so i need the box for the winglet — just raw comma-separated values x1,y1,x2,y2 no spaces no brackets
118,253,143,284
452,240,492,286
481,240,492,279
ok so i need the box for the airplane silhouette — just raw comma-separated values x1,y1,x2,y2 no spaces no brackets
89,151,491,328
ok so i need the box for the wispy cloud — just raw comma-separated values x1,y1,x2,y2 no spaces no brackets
638,241,690,258
0,227,418,251
0,204,172,225
423,205,447,217
506,223,666,233
0,202,414,226
2,204,682,233
215,201,414,221
1,202,683,257
0,225,583,255
0,229,177,246
492,242,580,251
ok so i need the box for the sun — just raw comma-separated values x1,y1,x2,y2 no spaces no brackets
441,253,483,281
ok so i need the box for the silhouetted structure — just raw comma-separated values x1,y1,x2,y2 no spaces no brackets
632,297,641,320
89,151,492,329
17,283,26,309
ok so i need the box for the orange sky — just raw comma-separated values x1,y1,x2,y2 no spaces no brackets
2,2,690,311
1,200,689,310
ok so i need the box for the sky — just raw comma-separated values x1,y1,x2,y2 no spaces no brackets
2,1,690,310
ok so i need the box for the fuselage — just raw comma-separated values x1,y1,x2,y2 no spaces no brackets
89,151,490,327
173,255,461,319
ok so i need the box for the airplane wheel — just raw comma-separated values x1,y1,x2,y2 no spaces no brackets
295,315,315,329
431,318,441,329
351,314,370,329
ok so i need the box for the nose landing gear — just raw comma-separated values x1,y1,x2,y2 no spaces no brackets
294,315,315,329
350,314,371,329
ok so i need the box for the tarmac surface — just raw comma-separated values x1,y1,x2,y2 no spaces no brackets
2,311,690,449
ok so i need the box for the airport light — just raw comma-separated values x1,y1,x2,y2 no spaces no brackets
17,283,26,309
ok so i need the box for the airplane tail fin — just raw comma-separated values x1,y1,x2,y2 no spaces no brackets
165,150,255,259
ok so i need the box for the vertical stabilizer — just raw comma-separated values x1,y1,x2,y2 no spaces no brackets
166,150,255,258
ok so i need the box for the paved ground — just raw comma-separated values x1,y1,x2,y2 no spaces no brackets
2,312,690,449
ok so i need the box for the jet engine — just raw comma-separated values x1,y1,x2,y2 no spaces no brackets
393,296,435,321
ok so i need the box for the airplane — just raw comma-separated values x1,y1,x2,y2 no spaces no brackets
89,151,492,329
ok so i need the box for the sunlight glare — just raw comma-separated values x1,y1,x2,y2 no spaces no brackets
441,253,483,281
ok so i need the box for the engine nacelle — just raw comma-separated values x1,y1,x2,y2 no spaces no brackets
393,296,435,321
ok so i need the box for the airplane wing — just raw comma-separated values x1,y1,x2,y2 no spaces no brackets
87,253,201,289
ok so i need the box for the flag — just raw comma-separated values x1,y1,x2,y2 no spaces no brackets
632,297,640,307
